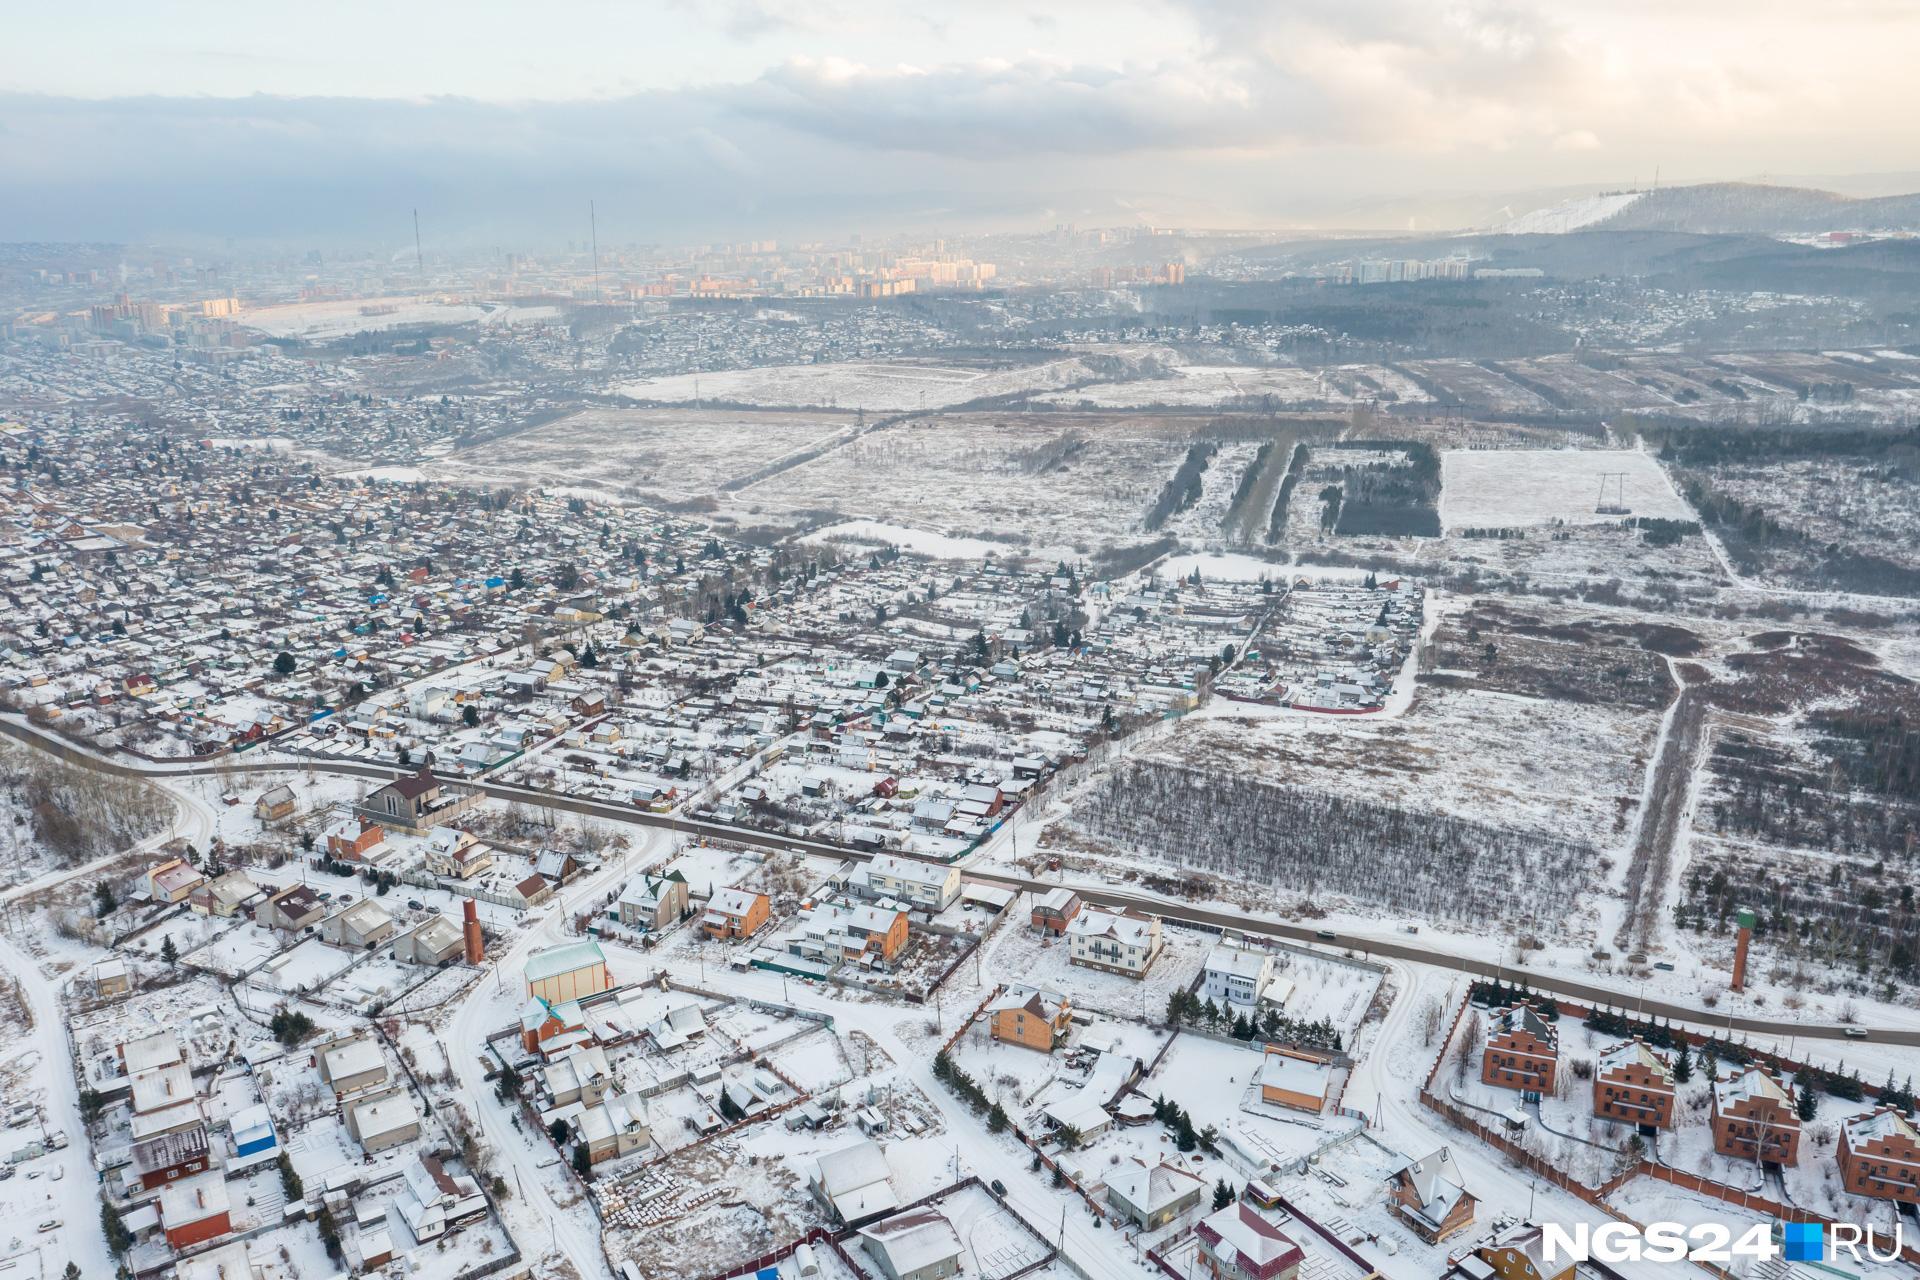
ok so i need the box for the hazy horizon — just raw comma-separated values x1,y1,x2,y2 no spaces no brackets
7,0,1920,247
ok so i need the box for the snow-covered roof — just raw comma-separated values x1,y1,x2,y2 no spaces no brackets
525,939,606,983
860,1210,963,1277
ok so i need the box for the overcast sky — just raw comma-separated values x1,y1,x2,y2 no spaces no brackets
5,0,1914,246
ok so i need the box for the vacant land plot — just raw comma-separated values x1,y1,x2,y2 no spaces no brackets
1441,449,1693,530
235,296,490,339
619,357,1095,411
430,406,856,505
721,414,1198,550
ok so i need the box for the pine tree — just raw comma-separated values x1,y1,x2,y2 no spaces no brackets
988,1102,1008,1133
1212,1179,1235,1210
1673,1041,1692,1084
160,935,178,965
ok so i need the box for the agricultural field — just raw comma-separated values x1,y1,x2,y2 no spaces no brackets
617,357,1099,411
1440,449,1693,531
428,406,858,506
717,413,1201,550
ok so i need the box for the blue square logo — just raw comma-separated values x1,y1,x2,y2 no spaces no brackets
1783,1222,1823,1261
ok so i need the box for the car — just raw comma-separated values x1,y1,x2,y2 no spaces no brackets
318,891,333,901
408,900,425,911
36,1220,59,1233
1314,929,1337,941
1843,1027,1870,1039
990,1178,1007,1196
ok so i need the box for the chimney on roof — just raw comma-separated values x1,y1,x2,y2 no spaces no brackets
463,897,484,965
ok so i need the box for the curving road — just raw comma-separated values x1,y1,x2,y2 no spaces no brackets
4,715,1908,1047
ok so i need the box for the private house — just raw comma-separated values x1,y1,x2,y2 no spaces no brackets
1067,907,1163,978
1202,942,1275,1009
1476,1223,1574,1280
357,764,476,833
786,900,911,967
987,986,1072,1053
1030,887,1082,936
525,939,613,1003
318,1036,389,1098
320,899,397,950
130,1124,213,1190
1258,1048,1332,1114
616,871,691,930
1593,1038,1676,1129
1388,1148,1476,1243
1711,1067,1801,1165
703,887,771,940
1106,1158,1205,1229
510,873,555,908
811,1139,900,1225
577,1091,652,1163
324,814,386,861
536,848,585,885
1480,1004,1558,1096
853,853,961,912
1194,1200,1305,1280
394,913,465,965
1838,1107,1920,1204
542,1043,615,1107
256,883,326,933
424,827,491,879
859,1209,965,1280
521,995,589,1055
159,1171,232,1249
187,869,258,918
145,856,206,904
346,1088,422,1154
92,957,131,998
254,784,297,821
393,1155,488,1243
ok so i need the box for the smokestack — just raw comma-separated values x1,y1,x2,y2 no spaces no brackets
463,898,484,965
1731,906,1755,993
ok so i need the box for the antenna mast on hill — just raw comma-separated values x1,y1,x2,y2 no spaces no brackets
413,208,424,275
590,200,603,304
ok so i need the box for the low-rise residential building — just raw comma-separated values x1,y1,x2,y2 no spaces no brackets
320,898,397,950
424,826,492,879
346,1088,423,1153
393,1155,488,1243
255,883,326,933
325,814,386,861
1476,1222,1574,1280
1838,1107,1920,1204
187,869,257,917
1105,1158,1204,1229
159,1170,232,1249
146,856,205,904
703,887,771,940
319,1036,389,1098
1030,887,1081,936
853,853,962,912
1067,907,1163,978
1480,1004,1558,1096
1202,941,1274,1008
1194,1200,1304,1280
1711,1067,1800,1166
1592,1038,1675,1129
810,1139,900,1225
394,913,465,965
987,986,1071,1052
615,870,690,930
1388,1147,1476,1243
1257,1047,1331,1114
254,784,296,821
859,1209,965,1280
130,1124,213,1190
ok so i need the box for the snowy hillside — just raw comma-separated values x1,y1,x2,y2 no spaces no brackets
1498,191,1648,234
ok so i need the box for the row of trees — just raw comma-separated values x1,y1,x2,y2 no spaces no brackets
1164,988,1343,1051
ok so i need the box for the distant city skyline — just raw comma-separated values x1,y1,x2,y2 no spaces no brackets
5,0,1917,244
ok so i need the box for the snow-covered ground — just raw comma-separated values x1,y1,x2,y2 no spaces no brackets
619,359,1093,411
1498,191,1648,234
1440,448,1694,531
234,296,491,339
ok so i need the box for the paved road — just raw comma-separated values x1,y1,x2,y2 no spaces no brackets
6,715,1909,1047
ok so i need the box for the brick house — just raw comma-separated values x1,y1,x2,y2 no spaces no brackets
987,986,1071,1053
1480,1004,1558,1096
1711,1067,1800,1165
1388,1147,1476,1243
325,814,385,861
703,887,771,940
1592,1038,1676,1129
1194,1200,1304,1280
1838,1107,1920,1204
1031,887,1082,936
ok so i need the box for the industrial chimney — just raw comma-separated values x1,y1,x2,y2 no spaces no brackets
463,898,485,965
1731,906,1755,993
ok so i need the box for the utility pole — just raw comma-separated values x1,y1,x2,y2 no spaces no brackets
413,208,424,276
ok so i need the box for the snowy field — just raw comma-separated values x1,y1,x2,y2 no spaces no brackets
234,296,490,339
1440,449,1694,530
804,520,1012,561
1499,190,1648,234
619,358,1095,411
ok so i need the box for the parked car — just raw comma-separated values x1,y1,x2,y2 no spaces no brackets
408,900,426,911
